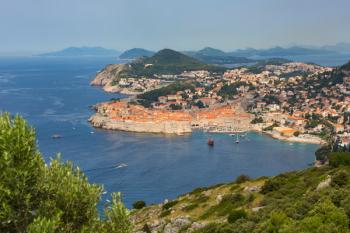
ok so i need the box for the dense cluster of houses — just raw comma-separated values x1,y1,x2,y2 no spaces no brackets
113,61,350,142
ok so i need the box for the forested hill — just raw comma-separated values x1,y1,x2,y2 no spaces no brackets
128,49,226,76
131,152,350,233
119,48,155,59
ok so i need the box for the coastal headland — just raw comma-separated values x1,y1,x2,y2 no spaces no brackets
89,101,252,135
89,49,350,145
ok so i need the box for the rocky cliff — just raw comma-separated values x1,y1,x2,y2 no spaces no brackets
90,64,131,92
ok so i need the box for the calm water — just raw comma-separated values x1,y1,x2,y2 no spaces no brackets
253,53,350,67
0,57,318,207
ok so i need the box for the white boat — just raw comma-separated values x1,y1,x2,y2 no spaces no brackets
115,163,128,169
229,133,235,137
52,134,62,139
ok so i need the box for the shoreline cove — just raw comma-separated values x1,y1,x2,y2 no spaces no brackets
0,56,320,209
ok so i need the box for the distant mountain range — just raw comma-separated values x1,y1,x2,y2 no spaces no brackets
230,46,337,57
119,48,155,59
184,46,338,58
185,47,255,65
38,44,350,66
39,47,120,57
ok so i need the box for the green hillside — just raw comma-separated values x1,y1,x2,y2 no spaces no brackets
132,153,350,233
195,47,228,57
119,48,155,59
128,49,226,76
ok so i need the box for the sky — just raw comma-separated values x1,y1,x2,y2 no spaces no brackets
1,0,350,55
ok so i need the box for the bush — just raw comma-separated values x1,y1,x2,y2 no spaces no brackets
133,200,146,209
331,170,349,187
293,131,300,137
222,193,244,204
159,209,171,218
260,178,283,194
315,145,331,161
227,209,247,223
251,117,263,124
235,174,251,184
169,104,182,110
162,200,179,210
329,152,350,167
182,203,199,212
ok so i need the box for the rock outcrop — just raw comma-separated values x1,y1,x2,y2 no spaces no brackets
316,175,332,190
90,64,130,93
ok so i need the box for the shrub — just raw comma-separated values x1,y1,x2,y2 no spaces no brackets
159,209,171,218
260,178,283,194
315,145,331,161
235,174,251,184
293,131,300,137
133,200,146,209
251,117,264,124
162,200,178,210
182,203,199,212
142,224,152,233
329,152,350,167
227,209,247,223
331,170,349,187
169,104,182,110
222,193,244,204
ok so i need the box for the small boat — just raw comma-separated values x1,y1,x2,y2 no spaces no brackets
207,138,214,146
235,134,239,144
51,134,62,139
115,163,128,169
229,133,235,137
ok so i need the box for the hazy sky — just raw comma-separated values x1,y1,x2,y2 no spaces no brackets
1,0,350,54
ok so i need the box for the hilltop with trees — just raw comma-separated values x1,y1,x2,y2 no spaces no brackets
119,48,155,60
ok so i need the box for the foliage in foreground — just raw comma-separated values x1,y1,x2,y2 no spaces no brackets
0,113,132,233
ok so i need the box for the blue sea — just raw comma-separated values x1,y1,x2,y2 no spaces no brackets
0,56,319,208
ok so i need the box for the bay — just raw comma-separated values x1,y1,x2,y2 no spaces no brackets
0,56,318,207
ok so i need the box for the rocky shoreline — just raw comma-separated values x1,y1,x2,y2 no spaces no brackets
265,131,325,144
90,63,132,93
89,113,192,135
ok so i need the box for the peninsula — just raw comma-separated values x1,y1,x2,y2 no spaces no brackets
90,48,350,146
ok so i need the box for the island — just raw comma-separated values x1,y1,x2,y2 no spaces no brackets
90,48,350,147
119,48,155,60
38,46,120,57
